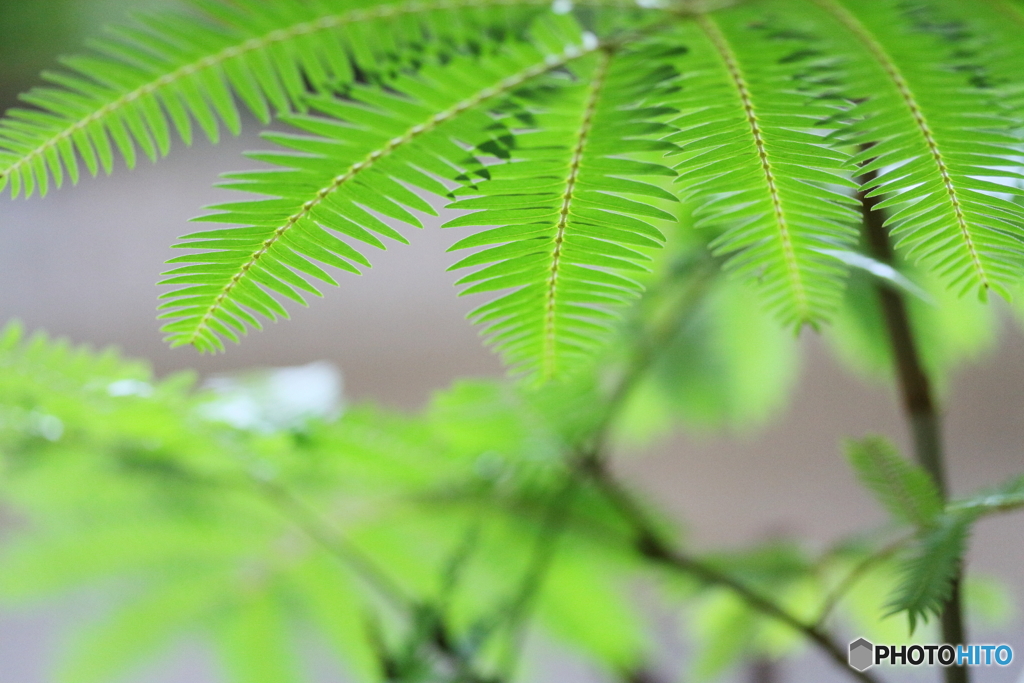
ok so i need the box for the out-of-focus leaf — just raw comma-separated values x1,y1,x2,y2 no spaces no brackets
537,547,645,669
216,590,300,683
58,572,231,683
846,437,943,528
841,560,923,644
617,276,800,442
888,513,974,633
688,589,757,682
288,555,379,680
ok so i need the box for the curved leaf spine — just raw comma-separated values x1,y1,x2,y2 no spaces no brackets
696,15,812,323
542,49,615,380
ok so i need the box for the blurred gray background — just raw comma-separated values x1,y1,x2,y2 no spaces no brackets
0,2,1021,682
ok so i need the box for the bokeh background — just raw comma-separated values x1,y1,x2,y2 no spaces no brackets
0,2,1021,681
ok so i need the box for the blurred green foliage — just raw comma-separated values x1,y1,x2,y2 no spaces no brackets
1,0,1022,680
0,323,1016,682
0,0,172,107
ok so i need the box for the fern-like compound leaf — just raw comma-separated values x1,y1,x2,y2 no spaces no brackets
845,437,943,529
664,4,861,328
887,512,973,633
159,20,604,353
812,0,1024,299
0,0,580,199
446,41,680,381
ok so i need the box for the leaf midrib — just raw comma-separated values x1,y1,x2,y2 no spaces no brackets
541,49,614,381
698,15,812,321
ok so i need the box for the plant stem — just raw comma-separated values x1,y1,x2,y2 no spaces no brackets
569,253,881,683
495,476,580,680
593,253,719,452
858,180,969,683
580,457,883,683
252,477,413,612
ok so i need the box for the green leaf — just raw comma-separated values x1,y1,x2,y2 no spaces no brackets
216,590,300,683
536,548,644,668
159,18,606,353
813,0,1024,299
0,0,574,198
888,512,973,633
289,555,378,681
846,437,943,528
447,39,680,382
664,4,860,327
688,589,758,682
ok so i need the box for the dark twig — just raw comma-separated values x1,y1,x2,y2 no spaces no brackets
582,459,882,683
555,253,883,683
858,165,969,683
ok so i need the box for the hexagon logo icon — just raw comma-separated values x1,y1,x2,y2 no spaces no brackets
849,638,874,671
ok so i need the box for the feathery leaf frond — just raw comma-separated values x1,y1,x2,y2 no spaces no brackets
887,512,973,633
846,437,943,529
812,0,1024,299
665,6,860,328
0,0,606,199
159,20,605,352
446,40,679,381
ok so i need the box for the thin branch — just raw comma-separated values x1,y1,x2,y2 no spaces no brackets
251,476,412,612
556,252,881,683
490,256,719,680
582,460,883,683
495,476,581,680
858,160,969,683
814,533,914,627
593,253,719,453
